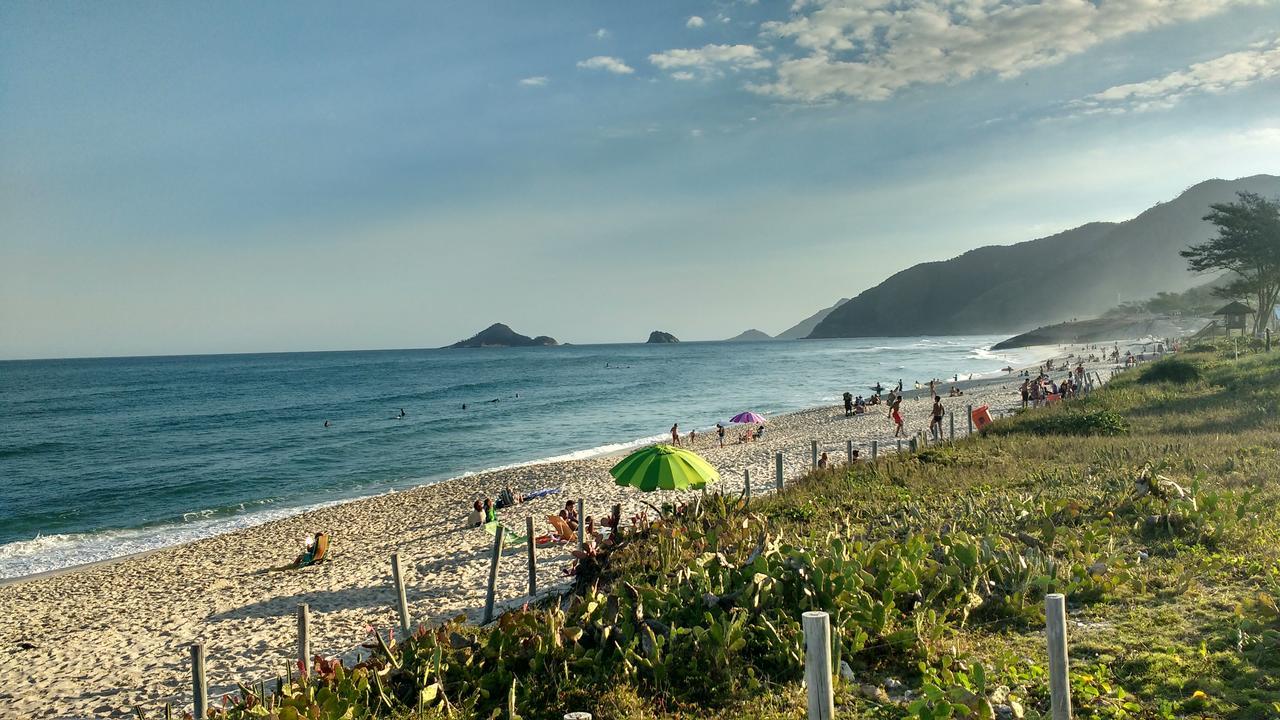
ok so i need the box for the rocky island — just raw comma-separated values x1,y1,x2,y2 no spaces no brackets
646,331,679,344
447,323,558,349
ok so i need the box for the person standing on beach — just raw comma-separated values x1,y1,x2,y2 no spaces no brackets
671,423,680,446
843,392,853,417
716,423,725,447
892,399,905,437
930,396,944,441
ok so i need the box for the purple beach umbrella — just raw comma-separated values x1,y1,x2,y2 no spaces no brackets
730,411,766,424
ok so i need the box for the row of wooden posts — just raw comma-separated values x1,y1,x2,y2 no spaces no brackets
187,403,1081,719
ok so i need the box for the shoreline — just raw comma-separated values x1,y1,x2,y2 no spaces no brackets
0,344,1113,719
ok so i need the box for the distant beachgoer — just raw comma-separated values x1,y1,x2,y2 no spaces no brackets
483,498,497,523
462,403,467,410
892,405,904,437
399,408,406,418
818,452,829,469
753,425,764,441
843,392,853,417
323,420,330,428
467,500,485,528
851,449,860,461
560,500,579,531
496,486,517,509
1020,380,1030,408
716,423,726,447
671,423,680,446
689,429,696,445
930,396,944,440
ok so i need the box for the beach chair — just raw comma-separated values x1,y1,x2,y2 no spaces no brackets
546,515,575,542
295,533,330,568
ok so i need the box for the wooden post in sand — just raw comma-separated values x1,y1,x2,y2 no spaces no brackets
576,498,585,550
871,440,878,460
1046,593,1072,720
802,611,835,720
483,525,506,624
296,603,310,670
909,437,918,453
896,438,902,453
190,643,207,719
846,439,853,463
391,553,411,636
775,452,783,490
949,413,955,441
525,516,537,597
743,468,751,499
967,404,973,435
811,440,818,469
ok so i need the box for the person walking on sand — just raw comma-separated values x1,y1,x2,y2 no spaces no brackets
671,423,681,446
892,400,905,437
716,423,725,447
930,396,944,441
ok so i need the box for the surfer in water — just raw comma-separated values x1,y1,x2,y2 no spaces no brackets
323,420,330,428
399,408,406,419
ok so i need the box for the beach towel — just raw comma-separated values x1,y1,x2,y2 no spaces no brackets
484,520,527,544
522,488,560,501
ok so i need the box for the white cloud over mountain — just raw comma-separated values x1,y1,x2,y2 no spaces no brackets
1071,38,1280,114
742,0,1255,101
577,55,635,74
687,16,706,28
650,43,771,79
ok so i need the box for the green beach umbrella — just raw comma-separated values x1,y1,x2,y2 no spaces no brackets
610,444,720,492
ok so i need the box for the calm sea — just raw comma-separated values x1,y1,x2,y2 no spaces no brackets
0,337,1034,579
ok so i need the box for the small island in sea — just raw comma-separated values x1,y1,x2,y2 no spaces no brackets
725,328,774,342
646,331,679,344
446,323,558,348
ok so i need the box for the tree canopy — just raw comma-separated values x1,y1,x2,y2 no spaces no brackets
1181,192,1280,335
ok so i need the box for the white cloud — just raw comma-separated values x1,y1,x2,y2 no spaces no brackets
595,28,610,39
577,55,635,75
690,128,705,138
687,15,706,28
649,44,771,79
748,0,1255,102
519,76,549,87
1070,38,1280,115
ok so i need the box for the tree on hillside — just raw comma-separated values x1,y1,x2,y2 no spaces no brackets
1181,192,1280,335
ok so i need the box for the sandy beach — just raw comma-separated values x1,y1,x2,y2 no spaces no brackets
0,349,1119,719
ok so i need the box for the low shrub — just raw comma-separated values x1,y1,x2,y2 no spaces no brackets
999,409,1129,437
1138,357,1202,385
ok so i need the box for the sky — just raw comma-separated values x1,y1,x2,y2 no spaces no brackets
2,0,1279,359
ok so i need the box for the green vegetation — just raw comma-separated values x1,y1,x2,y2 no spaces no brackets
1138,357,1202,385
1104,282,1227,318
160,351,1280,719
1181,191,1280,337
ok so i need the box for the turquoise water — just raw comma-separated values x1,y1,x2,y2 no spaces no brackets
0,337,1033,578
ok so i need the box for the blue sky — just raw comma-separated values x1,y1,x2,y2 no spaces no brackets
2,0,1278,359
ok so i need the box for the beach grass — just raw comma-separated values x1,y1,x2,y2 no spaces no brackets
155,349,1280,719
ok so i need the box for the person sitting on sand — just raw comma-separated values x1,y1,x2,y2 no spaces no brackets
290,532,327,567
753,425,765,441
818,452,829,469
559,500,579,531
851,449,860,462
466,500,485,528
496,486,517,509
483,497,497,523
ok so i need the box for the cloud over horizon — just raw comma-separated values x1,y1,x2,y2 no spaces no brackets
577,55,635,74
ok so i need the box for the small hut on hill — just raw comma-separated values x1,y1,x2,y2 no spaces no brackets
1213,301,1254,336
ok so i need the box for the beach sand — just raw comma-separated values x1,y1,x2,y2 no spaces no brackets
0,351,1118,719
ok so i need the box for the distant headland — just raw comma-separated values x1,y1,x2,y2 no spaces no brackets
447,323,558,348
646,331,679,344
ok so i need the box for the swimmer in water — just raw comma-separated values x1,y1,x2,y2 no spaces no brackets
323,420,330,428
462,403,468,410
399,408,406,418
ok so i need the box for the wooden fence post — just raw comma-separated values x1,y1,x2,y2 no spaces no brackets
1046,593,1072,720
775,452,783,490
802,611,834,720
949,413,955,440
483,525,506,624
871,440,877,460
743,468,751,499
846,439,853,463
390,553,411,636
811,440,818,469
190,643,207,719
967,404,974,435
525,516,537,597
296,603,310,670
909,437,918,453
897,438,902,453
576,498,585,550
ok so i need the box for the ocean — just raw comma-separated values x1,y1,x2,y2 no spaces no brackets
0,337,1035,579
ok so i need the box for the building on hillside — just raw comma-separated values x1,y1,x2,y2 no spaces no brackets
1213,301,1254,337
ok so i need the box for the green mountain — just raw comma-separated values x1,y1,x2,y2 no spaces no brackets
447,323,558,348
809,175,1280,338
